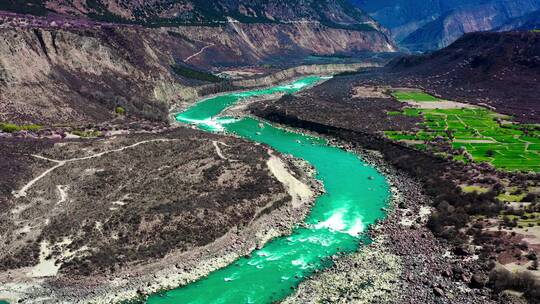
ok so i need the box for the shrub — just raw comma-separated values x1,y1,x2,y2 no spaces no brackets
522,193,538,203
0,123,42,133
115,106,126,115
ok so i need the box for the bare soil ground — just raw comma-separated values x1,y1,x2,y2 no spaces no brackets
0,126,318,303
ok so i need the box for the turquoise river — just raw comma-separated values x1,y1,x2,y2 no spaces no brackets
146,76,390,303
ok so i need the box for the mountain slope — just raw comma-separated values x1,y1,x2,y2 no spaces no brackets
498,9,540,30
401,0,540,51
1,0,380,30
0,4,395,126
386,31,540,122
352,0,540,51
350,0,473,41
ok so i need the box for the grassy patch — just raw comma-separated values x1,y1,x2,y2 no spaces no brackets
392,91,440,102
0,122,42,133
461,185,490,194
115,106,126,115
499,212,540,227
498,192,526,202
171,65,223,83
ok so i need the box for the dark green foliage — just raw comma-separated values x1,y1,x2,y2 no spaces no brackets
0,123,42,133
489,267,540,302
171,65,223,83
0,0,49,15
86,0,134,24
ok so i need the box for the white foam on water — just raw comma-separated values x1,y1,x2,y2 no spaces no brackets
347,218,365,237
291,257,308,269
265,251,285,261
314,209,346,232
216,117,239,125
312,207,365,237
247,259,261,266
223,272,240,282
177,116,239,132
306,235,334,247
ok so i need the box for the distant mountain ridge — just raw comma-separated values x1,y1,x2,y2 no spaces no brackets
498,9,540,30
1,0,379,30
351,0,540,51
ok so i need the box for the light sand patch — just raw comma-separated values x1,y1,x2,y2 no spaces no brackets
419,206,431,220
28,241,59,278
28,238,75,278
494,226,540,245
519,226,540,246
352,86,389,99
55,185,68,205
218,69,264,80
453,139,497,144
112,194,131,206
267,154,313,208
503,262,540,279
397,140,425,145
405,100,478,109
104,130,130,136
399,208,414,227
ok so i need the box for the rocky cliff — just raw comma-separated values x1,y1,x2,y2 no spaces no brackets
0,9,395,126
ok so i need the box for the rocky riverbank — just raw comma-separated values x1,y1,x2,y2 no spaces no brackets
284,143,499,303
217,87,500,302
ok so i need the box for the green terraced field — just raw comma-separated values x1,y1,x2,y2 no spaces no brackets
392,91,440,102
499,213,540,227
386,107,540,172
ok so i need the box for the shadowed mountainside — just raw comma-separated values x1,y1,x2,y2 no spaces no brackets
352,0,540,51
384,31,540,122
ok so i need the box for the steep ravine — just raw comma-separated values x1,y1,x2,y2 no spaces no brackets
0,12,395,126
